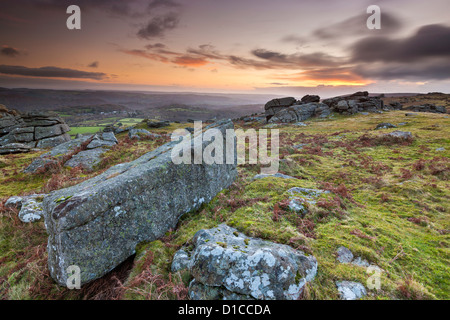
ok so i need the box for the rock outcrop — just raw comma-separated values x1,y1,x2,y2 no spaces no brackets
264,95,329,122
322,91,384,115
0,106,71,153
268,103,331,123
42,120,237,286
264,97,297,121
171,224,318,300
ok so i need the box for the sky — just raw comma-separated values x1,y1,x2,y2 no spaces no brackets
0,0,449,96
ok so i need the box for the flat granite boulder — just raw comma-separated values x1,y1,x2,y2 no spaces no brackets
42,120,237,286
172,224,318,300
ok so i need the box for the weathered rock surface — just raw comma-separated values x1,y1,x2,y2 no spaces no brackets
0,143,32,155
42,120,237,286
25,132,118,173
336,281,367,300
172,224,318,300
323,91,384,115
0,107,71,153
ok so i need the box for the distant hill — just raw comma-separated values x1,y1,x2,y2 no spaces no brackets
0,87,274,120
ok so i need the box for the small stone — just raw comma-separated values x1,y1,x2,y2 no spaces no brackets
252,173,297,180
351,257,370,267
336,246,354,263
375,123,397,130
336,281,367,300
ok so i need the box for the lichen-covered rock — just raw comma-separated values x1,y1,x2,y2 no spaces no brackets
336,281,367,300
173,224,318,300
5,194,46,223
42,120,237,286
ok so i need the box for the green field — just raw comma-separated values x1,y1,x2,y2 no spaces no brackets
68,126,104,136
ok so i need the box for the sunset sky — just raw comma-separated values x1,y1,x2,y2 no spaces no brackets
0,0,449,96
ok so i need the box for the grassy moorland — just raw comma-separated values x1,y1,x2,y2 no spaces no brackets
0,110,448,300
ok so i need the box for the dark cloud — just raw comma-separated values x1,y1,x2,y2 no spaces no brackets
147,0,180,10
1,45,20,57
351,24,450,63
88,61,99,68
137,12,180,39
249,49,343,68
313,12,402,40
355,59,450,80
0,65,107,80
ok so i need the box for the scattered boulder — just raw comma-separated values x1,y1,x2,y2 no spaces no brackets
0,107,71,153
147,120,170,128
6,194,46,223
405,104,446,114
172,224,318,300
42,120,237,286
336,246,372,268
322,91,384,115
375,123,397,130
336,281,367,300
128,128,161,140
336,246,354,264
384,131,413,140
